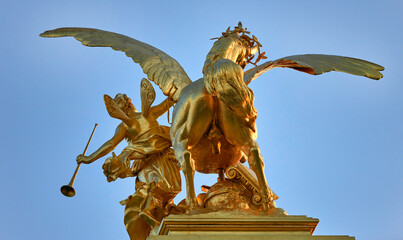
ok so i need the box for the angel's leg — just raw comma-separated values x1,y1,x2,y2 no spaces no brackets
139,194,162,228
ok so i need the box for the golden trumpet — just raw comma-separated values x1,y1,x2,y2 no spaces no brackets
61,123,98,197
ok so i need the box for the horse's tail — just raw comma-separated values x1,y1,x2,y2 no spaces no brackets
204,59,257,119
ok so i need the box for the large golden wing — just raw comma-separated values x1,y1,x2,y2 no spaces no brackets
40,28,192,101
244,54,384,85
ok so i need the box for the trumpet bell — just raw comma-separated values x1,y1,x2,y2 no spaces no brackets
60,124,98,198
61,185,76,197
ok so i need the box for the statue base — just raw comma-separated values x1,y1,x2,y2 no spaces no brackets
148,211,354,240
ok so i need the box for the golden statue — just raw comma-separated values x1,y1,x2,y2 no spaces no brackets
41,22,384,214
75,79,181,240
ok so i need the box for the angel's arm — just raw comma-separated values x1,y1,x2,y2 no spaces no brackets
149,98,174,119
77,123,127,164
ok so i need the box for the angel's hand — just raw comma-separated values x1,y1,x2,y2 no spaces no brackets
76,154,92,164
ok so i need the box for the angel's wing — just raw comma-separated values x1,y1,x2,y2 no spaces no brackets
244,54,384,85
140,78,156,116
40,28,192,101
104,94,131,123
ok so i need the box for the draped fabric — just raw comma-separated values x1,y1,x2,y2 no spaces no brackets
117,125,181,201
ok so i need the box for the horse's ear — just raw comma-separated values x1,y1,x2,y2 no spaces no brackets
104,94,131,123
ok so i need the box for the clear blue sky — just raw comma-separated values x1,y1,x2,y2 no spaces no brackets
1,1,402,239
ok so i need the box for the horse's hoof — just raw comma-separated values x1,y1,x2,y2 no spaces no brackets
185,199,199,213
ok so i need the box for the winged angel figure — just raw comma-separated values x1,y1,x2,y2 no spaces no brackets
41,22,384,211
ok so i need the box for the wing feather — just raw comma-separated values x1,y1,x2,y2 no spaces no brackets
40,27,192,101
244,54,384,84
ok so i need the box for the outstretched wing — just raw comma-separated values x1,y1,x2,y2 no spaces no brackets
244,54,384,85
40,28,192,101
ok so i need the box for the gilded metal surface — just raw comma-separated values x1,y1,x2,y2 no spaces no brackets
157,213,319,235
226,163,278,206
192,162,283,213
152,213,357,240
41,22,383,238
76,80,181,240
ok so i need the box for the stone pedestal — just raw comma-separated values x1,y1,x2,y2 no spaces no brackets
148,211,354,240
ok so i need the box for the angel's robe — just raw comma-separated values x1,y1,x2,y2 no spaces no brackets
123,125,181,201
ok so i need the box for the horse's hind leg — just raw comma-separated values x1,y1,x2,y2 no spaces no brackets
171,80,215,210
237,140,270,210
172,137,197,210
183,150,196,209
246,143,275,210
218,106,273,210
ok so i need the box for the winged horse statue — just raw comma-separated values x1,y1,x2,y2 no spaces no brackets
40,22,384,211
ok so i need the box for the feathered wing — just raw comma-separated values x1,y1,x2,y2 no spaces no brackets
140,78,156,116
40,28,192,101
104,94,131,123
244,54,384,84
